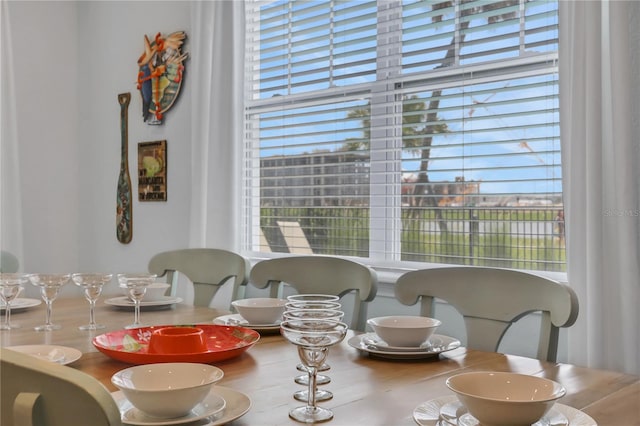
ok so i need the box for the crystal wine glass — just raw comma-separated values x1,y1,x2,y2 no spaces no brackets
71,273,113,330
283,308,345,402
28,273,71,331
286,295,341,356
117,273,156,329
0,273,30,330
281,316,348,423
286,296,342,402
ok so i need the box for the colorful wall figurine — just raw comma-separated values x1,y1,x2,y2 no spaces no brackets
137,31,189,124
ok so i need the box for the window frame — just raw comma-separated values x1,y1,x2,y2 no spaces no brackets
243,0,564,278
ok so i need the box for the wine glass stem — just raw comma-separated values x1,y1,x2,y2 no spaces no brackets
45,300,53,326
134,300,141,325
307,366,318,410
4,304,11,328
89,300,96,326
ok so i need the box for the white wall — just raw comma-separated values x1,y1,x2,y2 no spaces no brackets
6,1,193,297
7,1,80,281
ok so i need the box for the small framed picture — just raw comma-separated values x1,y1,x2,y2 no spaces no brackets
138,140,167,201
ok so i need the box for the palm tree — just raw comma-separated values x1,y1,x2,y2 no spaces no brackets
343,96,448,153
414,1,519,224
346,0,521,231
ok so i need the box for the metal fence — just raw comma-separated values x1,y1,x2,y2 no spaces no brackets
260,206,566,272
399,206,565,271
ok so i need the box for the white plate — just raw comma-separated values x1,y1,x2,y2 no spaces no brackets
361,334,437,352
413,396,597,426
213,314,281,331
6,344,82,365
349,333,461,359
114,386,250,426
113,387,226,426
0,298,42,312
207,385,252,426
105,296,183,308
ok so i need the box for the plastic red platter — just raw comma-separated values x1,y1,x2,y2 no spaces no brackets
92,324,260,364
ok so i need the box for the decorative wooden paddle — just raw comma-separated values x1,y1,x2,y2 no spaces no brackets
116,93,133,244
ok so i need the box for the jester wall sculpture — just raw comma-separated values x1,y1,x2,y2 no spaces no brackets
137,31,189,124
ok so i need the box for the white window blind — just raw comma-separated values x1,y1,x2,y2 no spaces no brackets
243,0,565,272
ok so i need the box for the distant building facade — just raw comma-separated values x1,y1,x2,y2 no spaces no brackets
260,151,370,207
260,152,560,208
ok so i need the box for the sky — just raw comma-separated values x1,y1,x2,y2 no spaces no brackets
251,0,562,197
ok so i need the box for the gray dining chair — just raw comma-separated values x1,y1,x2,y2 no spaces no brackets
249,255,378,331
1,250,19,273
0,348,122,426
148,248,251,309
394,266,579,362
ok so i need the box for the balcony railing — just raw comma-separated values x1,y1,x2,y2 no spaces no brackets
260,206,565,272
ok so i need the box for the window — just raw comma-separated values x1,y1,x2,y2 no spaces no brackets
243,0,565,272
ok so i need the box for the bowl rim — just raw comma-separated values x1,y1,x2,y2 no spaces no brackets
367,315,442,328
446,371,566,403
111,362,224,391
231,297,288,307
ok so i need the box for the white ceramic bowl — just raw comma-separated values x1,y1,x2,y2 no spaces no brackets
366,315,441,347
111,362,224,418
446,371,566,426
231,297,287,324
121,282,170,301
143,282,171,301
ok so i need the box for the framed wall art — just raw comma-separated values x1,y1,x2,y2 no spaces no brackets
138,140,167,201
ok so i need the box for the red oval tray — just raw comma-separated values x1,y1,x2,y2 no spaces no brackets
92,324,260,364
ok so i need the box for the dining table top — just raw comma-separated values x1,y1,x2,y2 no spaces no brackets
1,297,638,426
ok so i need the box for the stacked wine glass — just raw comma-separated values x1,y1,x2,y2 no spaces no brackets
71,273,113,330
117,273,156,329
281,294,347,423
0,273,30,330
28,273,71,331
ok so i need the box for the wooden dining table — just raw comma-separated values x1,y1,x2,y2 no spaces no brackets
1,297,638,425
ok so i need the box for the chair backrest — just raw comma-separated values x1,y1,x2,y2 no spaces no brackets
1,250,19,273
394,267,579,362
0,348,122,426
148,248,251,309
249,255,378,331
